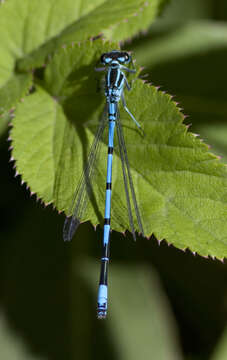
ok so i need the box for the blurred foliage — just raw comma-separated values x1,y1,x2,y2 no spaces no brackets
1,0,227,360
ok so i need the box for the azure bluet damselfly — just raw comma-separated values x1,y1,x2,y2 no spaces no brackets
63,50,144,319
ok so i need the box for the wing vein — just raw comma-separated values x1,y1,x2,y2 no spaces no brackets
116,109,144,239
63,108,108,241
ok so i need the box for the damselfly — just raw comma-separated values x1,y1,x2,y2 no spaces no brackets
63,50,144,319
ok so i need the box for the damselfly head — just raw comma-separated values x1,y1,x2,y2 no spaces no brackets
100,51,131,65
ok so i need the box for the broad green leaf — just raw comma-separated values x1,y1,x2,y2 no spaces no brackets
103,0,168,42
0,0,104,86
11,40,227,259
0,0,162,73
10,86,62,204
132,19,227,188
78,261,183,360
0,74,32,116
10,40,115,205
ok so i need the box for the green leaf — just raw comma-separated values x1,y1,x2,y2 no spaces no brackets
0,0,165,81
0,0,104,85
133,21,227,68
132,19,227,184
0,74,32,116
103,0,168,42
11,40,227,259
16,0,163,71
79,261,183,360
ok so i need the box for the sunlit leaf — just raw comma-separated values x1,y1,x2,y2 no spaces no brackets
103,0,168,42
0,74,32,116
11,40,227,259
0,0,163,72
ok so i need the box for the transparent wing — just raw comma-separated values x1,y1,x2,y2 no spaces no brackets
63,108,108,241
116,110,144,240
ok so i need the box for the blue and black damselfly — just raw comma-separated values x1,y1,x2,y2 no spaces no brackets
63,50,144,319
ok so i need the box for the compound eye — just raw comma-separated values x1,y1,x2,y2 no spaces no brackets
105,57,112,64
100,53,112,64
117,56,125,63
